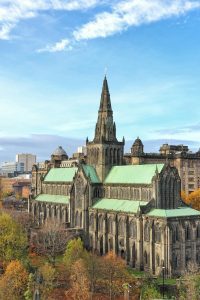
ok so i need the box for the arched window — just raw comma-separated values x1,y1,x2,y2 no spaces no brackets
90,214,94,231
144,251,148,265
129,220,137,238
80,212,82,227
117,149,120,164
155,224,161,243
156,254,160,267
108,217,113,234
98,215,104,232
197,224,200,239
113,148,116,164
144,222,150,242
185,224,191,240
118,219,125,236
75,211,79,227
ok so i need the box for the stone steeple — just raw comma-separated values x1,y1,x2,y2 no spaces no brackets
87,76,124,182
94,76,116,143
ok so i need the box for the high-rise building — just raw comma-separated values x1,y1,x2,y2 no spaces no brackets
16,153,36,172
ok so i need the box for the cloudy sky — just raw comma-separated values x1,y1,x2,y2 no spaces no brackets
0,0,200,162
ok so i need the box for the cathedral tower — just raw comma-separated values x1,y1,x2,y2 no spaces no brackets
86,76,124,182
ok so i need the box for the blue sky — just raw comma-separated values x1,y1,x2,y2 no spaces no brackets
0,0,200,162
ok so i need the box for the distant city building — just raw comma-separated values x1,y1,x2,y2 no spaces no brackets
1,161,24,177
16,153,36,172
124,140,200,195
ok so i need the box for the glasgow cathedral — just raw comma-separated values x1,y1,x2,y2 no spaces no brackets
30,77,200,277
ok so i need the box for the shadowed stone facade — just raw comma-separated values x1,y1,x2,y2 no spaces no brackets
30,77,200,277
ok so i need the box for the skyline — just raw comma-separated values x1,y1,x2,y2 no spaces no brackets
1,0,200,161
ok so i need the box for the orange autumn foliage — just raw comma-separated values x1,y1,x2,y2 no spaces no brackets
0,260,28,300
182,189,200,211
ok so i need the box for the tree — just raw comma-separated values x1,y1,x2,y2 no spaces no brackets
182,189,200,211
63,237,86,269
99,251,137,299
0,212,28,265
177,262,200,300
0,260,28,300
66,258,90,300
39,262,57,299
32,220,67,266
140,275,161,300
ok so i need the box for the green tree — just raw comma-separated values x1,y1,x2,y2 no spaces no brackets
0,212,28,265
63,237,86,268
0,260,28,300
39,262,57,299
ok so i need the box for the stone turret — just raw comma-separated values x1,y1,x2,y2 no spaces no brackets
51,146,68,167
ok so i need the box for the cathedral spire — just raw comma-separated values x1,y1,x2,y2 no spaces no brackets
94,76,115,142
99,76,112,112
87,76,124,181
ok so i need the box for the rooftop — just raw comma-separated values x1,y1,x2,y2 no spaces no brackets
104,164,164,185
92,198,148,213
147,207,200,218
35,194,69,204
44,167,77,182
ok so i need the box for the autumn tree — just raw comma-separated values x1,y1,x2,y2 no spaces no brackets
63,237,86,269
66,258,90,300
177,261,200,300
0,212,28,265
182,188,200,211
0,260,28,300
39,262,57,299
32,220,67,266
99,251,137,299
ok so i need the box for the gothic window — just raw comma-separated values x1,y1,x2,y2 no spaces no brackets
144,251,148,265
129,220,137,238
156,254,160,267
155,224,161,243
98,215,104,232
110,148,113,164
75,211,79,227
108,217,113,234
144,222,150,242
185,224,191,240
175,226,179,241
172,255,178,269
113,148,116,164
90,214,95,230
54,206,57,217
118,218,125,236
197,224,200,239
117,149,120,164
80,212,82,227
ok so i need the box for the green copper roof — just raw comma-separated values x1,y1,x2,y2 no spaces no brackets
92,198,148,213
104,164,164,184
147,207,200,218
44,167,77,182
82,165,100,183
35,194,69,204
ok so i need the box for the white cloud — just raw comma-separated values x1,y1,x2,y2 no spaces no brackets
0,23,15,39
1,0,200,50
0,0,101,40
74,0,200,41
37,38,72,52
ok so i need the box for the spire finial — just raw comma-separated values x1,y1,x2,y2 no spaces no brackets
104,66,107,77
